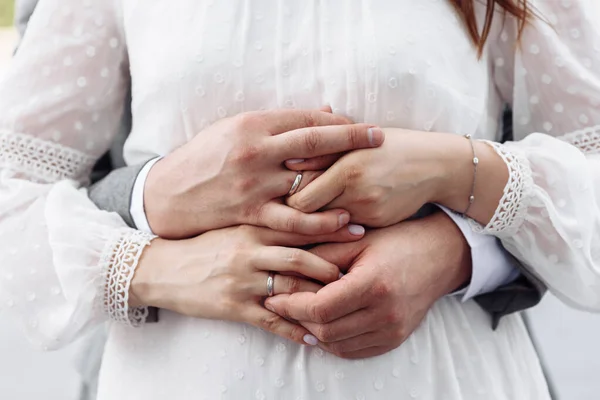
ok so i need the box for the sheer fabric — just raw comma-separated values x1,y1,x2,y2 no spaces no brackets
0,0,151,349
481,1,600,310
0,0,597,398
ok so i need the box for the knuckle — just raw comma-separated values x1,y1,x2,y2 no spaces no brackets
344,165,363,184
326,342,344,356
220,275,238,296
302,112,317,128
216,298,240,320
346,125,362,148
370,280,393,298
392,326,409,344
286,276,303,293
309,302,331,324
287,324,306,343
290,194,313,213
242,204,261,222
234,112,259,128
365,209,387,227
258,312,282,332
284,215,300,233
357,187,384,206
356,193,378,208
303,128,321,153
316,325,336,343
234,175,260,194
231,144,261,164
285,249,304,266
385,310,403,326
322,266,339,284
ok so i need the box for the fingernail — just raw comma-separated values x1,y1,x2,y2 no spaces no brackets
338,213,350,227
348,224,365,236
287,159,305,164
265,303,275,313
368,127,384,147
338,272,345,279
303,334,319,346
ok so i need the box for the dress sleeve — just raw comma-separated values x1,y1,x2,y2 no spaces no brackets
483,0,600,311
0,0,154,350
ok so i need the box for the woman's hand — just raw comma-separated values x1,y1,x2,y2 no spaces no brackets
144,109,384,239
130,224,366,346
286,128,476,227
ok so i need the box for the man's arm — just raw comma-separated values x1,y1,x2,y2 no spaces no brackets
437,206,546,328
474,257,546,329
88,103,544,328
88,162,147,227
90,163,545,328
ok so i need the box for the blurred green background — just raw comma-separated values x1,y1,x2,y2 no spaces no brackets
0,0,14,27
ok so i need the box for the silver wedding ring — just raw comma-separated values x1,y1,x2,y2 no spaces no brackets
266,272,275,297
288,172,303,196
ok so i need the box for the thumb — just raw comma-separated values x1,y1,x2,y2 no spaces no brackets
309,241,365,272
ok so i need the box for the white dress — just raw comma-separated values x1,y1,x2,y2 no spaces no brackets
0,0,599,399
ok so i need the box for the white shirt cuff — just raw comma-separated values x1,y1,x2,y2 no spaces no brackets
130,157,162,234
437,205,520,301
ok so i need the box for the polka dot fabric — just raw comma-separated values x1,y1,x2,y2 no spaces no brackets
481,0,600,311
0,0,597,398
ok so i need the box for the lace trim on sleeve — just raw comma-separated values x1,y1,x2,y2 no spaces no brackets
558,125,600,155
99,229,156,327
468,141,533,238
0,131,95,183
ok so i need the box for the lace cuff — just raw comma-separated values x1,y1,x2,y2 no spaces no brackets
559,125,600,155
99,229,156,327
469,141,534,238
0,131,95,183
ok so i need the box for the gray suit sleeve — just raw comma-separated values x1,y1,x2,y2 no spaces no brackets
474,254,546,329
88,163,146,228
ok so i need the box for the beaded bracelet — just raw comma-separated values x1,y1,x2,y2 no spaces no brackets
463,134,479,216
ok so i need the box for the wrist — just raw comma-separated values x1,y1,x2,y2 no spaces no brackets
430,134,474,210
436,139,508,224
129,237,172,308
421,211,472,295
144,157,185,238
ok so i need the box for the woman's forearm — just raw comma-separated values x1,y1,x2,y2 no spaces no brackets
434,135,509,226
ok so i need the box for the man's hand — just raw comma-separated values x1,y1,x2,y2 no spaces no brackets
264,211,472,359
144,109,384,239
